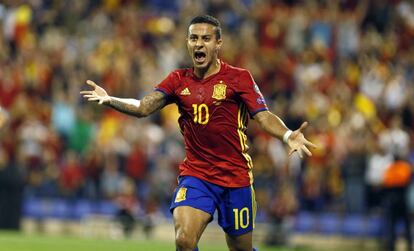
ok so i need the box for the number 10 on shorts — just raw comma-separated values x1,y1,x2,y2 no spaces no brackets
233,207,249,230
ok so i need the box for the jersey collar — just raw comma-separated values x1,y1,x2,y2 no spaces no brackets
189,60,226,81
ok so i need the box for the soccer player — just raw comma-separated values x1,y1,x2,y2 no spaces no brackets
81,15,315,251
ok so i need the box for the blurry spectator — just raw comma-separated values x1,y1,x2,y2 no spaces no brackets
114,177,139,238
59,150,84,198
68,108,95,154
265,182,298,247
125,139,148,198
379,116,410,157
0,107,24,229
285,5,306,54
101,153,123,199
360,59,387,104
82,144,103,199
51,88,76,145
336,2,364,59
115,174,154,239
300,165,324,212
382,155,413,251
0,106,9,130
308,5,333,50
365,138,393,210
37,146,60,198
362,0,392,33
383,71,408,112
0,65,21,109
0,146,25,229
17,112,48,171
341,129,367,213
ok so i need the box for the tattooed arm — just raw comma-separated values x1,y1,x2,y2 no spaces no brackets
80,80,166,118
108,92,166,117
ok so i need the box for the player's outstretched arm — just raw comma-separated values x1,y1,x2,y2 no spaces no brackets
80,80,166,118
254,111,316,158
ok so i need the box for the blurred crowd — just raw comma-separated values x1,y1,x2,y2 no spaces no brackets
0,0,414,224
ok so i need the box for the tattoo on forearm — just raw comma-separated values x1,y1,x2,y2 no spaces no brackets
140,92,166,115
108,91,166,117
109,99,139,116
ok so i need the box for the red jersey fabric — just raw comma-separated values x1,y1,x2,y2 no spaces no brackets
155,61,268,187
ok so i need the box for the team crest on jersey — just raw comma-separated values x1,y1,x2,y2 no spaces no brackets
175,187,187,202
212,82,227,100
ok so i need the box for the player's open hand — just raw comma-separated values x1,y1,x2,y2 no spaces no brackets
80,80,111,105
287,122,316,158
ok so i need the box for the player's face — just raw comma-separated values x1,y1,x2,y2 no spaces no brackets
187,23,222,69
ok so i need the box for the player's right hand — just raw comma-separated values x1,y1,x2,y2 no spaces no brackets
287,122,316,158
80,80,111,105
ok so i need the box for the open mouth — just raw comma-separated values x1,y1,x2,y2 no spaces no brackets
194,51,206,63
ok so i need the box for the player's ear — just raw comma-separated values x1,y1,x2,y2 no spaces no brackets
216,38,223,50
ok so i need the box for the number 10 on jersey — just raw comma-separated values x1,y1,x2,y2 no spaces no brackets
192,104,209,125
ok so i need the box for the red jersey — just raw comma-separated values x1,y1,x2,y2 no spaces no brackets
155,61,268,187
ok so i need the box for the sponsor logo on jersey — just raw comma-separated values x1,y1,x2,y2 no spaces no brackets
212,82,227,100
180,88,191,96
175,187,187,202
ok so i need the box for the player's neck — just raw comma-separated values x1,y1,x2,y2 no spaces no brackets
193,59,221,79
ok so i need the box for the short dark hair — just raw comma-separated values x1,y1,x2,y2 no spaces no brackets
189,15,222,39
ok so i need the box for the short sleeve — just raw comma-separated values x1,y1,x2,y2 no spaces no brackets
237,70,268,116
154,71,180,104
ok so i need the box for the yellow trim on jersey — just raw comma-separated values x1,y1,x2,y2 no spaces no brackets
237,104,254,183
251,185,257,229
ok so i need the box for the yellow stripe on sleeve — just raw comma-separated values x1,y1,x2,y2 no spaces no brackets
237,104,254,183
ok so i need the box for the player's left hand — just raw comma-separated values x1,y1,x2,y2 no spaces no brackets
287,122,316,158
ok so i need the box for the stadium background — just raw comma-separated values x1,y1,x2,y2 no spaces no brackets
0,0,414,250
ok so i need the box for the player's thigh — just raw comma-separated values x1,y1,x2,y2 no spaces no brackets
170,176,216,237
173,205,211,241
225,231,253,251
219,185,256,236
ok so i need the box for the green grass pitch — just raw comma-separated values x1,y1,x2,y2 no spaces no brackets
0,231,318,251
